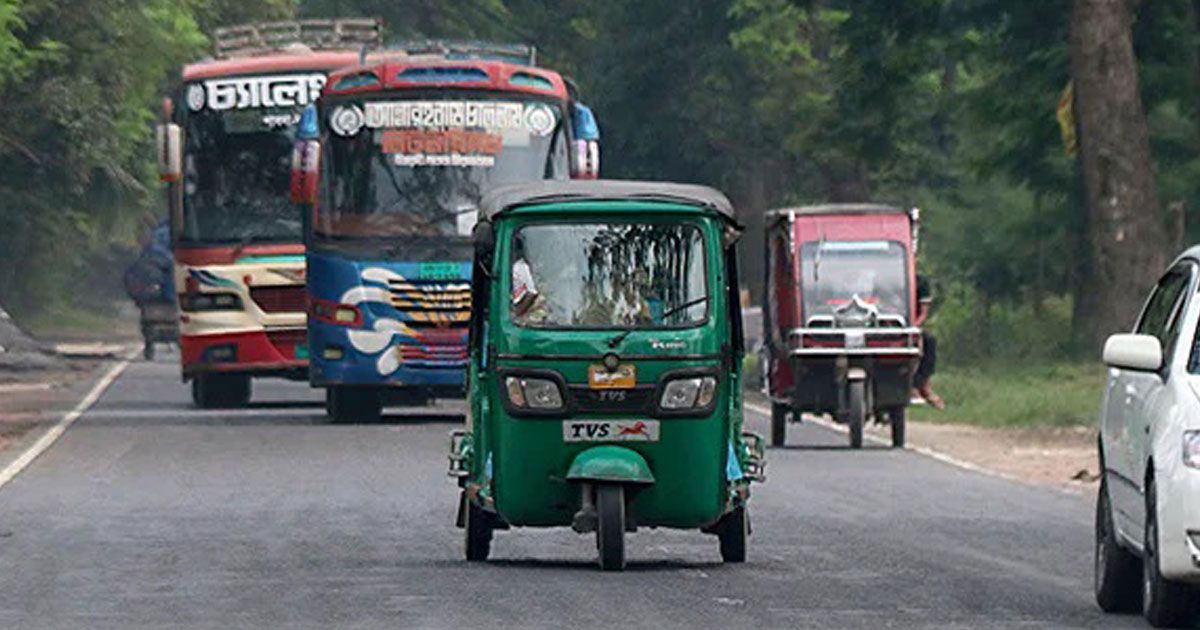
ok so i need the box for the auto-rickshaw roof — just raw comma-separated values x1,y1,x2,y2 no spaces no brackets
481,180,738,223
766,203,904,219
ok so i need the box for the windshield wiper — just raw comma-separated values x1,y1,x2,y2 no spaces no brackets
608,327,636,349
607,296,710,349
660,296,709,320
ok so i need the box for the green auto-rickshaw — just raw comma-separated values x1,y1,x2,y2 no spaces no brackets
449,180,766,570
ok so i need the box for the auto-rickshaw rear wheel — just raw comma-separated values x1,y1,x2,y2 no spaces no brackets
718,506,748,563
847,380,866,449
463,494,492,562
596,484,626,571
770,402,789,447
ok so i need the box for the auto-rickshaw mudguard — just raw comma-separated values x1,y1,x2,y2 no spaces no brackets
566,446,655,485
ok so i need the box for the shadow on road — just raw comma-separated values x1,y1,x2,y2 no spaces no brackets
480,558,726,572
770,444,896,452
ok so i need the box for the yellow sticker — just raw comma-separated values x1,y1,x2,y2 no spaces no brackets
588,364,636,389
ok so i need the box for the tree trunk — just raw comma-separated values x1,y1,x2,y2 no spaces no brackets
1069,0,1169,350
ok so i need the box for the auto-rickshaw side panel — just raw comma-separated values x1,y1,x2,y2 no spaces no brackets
764,215,800,402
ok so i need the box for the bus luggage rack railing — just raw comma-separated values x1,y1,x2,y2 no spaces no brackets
386,39,537,66
787,327,923,357
214,19,383,59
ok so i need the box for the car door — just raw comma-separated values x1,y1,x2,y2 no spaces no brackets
1112,263,1195,538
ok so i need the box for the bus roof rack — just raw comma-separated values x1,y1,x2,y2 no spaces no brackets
213,19,383,59
385,40,537,66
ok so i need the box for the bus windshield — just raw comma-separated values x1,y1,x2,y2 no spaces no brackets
314,93,569,257
180,79,317,245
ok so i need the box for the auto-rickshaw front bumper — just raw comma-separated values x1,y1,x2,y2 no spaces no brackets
787,326,923,358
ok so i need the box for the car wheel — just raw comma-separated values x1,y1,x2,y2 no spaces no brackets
1094,479,1142,613
770,402,789,448
718,506,748,563
596,484,626,571
1143,478,1199,628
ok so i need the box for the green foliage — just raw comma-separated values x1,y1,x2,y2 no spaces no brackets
909,361,1105,428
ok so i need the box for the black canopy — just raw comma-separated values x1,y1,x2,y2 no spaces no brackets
480,179,737,223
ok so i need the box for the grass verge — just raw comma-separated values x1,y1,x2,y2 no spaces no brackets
908,361,1106,428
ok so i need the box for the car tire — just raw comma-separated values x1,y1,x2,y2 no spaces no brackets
847,380,865,449
770,402,789,447
596,484,626,571
718,506,748,563
463,495,492,562
1143,478,1199,628
1095,479,1142,613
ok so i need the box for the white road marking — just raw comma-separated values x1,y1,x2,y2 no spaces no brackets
0,352,133,490
744,401,1032,487
0,382,53,393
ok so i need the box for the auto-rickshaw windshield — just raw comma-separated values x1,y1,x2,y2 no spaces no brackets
510,222,708,329
800,240,908,322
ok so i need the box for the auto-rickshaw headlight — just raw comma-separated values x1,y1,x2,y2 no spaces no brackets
523,378,564,410
505,377,527,408
660,376,717,410
504,376,564,411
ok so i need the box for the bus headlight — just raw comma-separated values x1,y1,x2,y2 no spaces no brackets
504,376,564,411
1184,431,1200,469
660,376,717,410
181,292,242,312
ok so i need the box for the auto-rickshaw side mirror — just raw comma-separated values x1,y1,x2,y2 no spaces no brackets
473,221,495,273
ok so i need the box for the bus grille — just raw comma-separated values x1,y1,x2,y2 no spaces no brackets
251,285,307,314
387,280,470,329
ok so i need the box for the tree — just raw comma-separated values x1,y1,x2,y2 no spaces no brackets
1069,0,1169,348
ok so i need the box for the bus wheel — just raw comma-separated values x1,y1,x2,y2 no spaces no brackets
327,387,382,424
191,374,251,409
596,484,626,571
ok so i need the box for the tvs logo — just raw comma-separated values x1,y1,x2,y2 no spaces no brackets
330,104,366,137
562,420,660,443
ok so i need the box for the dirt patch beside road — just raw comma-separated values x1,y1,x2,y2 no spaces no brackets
866,420,1099,492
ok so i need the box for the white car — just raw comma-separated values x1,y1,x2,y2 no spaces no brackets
1095,251,1200,627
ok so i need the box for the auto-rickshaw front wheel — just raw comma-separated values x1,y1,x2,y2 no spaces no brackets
770,402,790,447
847,380,866,449
596,484,626,571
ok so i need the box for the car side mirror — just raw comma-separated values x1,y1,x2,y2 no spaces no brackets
1103,334,1163,372
156,123,182,183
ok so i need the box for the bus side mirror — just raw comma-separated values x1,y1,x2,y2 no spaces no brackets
571,139,600,180
290,140,321,205
156,123,182,183
570,103,600,180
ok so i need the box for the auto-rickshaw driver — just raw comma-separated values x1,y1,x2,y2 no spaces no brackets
450,180,766,571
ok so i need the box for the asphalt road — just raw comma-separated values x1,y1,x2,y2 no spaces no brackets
0,353,1154,629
